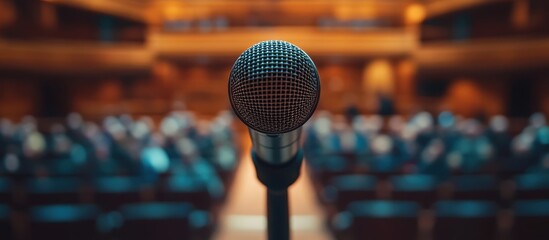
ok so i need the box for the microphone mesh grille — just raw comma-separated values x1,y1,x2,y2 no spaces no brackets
229,40,320,134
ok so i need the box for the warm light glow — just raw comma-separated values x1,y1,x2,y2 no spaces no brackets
0,0,16,28
363,59,395,96
512,0,529,29
40,3,58,29
334,3,375,20
323,65,346,92
98,80,122,103
395,59,416,110
446,79,483,117
162,2,210,21
405,3,426,25
163,4,182,20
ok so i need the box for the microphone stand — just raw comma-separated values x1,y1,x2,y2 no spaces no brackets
252,150,303,240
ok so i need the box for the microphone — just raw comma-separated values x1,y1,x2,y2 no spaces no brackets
228,40,320,240
229,40,321,165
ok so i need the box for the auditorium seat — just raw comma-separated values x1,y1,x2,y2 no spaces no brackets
390,175,438,208
333,200,419,240
94,176,145,211
316,155,351,186
451,175,500,202
434,201,498,240
26,178,81,206
118,202,211,240
513,200,549,240
0,204,12,240
514,174,549,200
158,174,213,210
326,175,377,211
30,204,100,240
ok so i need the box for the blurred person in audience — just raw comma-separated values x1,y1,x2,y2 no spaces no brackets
365,115,383,136
377,92,395,116
210,118,238,172
160,115,183,160
532,125,549,162
311,112,340,156
12,116,36,147
437,111,460,150
1,147,25,175
368,134,401,172
130,117,153,146
316,115,351,170
344,98,360,124
350,115,370,157
103,116,141,175
46,124,86,176
47,124,72,160
528,113,549,160
194,120,215,161
303,114,321,160
20,117,48,176
66,112,88,145
176,137,224,198
93,141,119,177
212,143,237,173
339,124,368,158
81,121,114,177
388,116,413,165
338,119,358,156
304,112,345,170
529,112,547,130
399,124,420,171
447,119,494,173
140,133,170,183
417,138,449,181
354,115,383,168
0,118,15,157
210,112,235,147
411,112,436,155
486,115,512,159
507,130,537,171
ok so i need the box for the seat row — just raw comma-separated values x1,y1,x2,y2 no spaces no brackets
320,173,549,211
0,175,219,211
331,200,549,240
0,202,212,240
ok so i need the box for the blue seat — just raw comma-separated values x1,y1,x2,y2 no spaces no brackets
327,175,377,211
434,201,498,240
27,178,81,206
335,200,419,240
390,175,438,208
515,174,549,200
159,175,212,210
119,202,210,240
451,175,500,202
30,204,99,240
317,154,350,183
513,200,549,240
0,204,12,240
94,176,144,211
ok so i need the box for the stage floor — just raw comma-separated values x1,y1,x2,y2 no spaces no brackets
213,139,331,240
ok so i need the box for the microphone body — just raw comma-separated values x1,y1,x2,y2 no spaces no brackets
249,128,301,165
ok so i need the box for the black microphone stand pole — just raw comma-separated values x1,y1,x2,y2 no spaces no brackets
252,150,303,240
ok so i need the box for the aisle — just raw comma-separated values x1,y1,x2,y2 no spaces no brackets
213,140,331,240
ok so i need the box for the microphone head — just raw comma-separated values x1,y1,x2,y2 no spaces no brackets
229,40,321,134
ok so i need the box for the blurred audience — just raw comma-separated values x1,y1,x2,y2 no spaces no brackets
0,110,239,191
305,111,549,179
